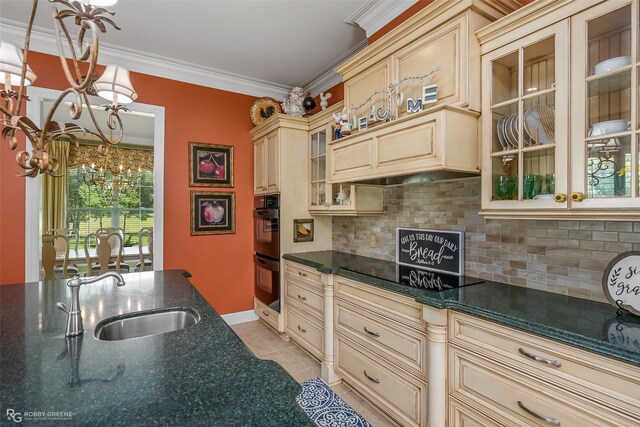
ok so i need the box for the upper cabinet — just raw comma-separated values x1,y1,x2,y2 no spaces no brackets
308,103,384,216
331,0,521,185
570,1,639,212
254,129,280,195
479,0,640,219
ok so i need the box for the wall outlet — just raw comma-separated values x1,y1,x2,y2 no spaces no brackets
369,234,377,248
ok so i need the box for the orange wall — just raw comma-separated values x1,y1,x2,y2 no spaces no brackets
0,52,256,315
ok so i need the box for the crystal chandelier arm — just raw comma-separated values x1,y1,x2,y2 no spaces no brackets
14,0,39,116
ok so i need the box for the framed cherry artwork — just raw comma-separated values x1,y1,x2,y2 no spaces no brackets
190,191,235,235
189,142,233,187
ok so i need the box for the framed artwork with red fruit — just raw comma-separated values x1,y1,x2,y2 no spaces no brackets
189,142,233,187
190,191,235,235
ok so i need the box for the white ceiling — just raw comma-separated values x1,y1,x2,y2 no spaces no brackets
0,0,381,97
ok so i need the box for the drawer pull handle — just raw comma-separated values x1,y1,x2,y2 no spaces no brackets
297,325,307,333
364,327,380,337
298,271,308,277
363,370,380,384
262,310,269,317
297,294,307,301
518,348,561,368
517,401,560,426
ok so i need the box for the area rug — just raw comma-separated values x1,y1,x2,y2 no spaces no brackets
296,377,372,427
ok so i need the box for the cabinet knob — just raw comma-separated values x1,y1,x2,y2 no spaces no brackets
554,193,566,203
262,310,269,317
570,192,584,202
298,271,307,277
297,324,307,333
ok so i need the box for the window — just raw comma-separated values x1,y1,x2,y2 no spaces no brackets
66,167,154,247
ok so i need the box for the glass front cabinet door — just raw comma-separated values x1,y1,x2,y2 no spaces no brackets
570,0,640,214
309,123,330,212
481,21,569,216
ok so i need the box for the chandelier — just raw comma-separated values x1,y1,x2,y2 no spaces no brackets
0,0,137,177
81,158,142,202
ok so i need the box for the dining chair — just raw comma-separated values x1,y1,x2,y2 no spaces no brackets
42,233,79,280
96,227,125,251
85,230,129,276
136,227,153,272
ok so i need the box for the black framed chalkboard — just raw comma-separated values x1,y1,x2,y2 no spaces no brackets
396,228,464,275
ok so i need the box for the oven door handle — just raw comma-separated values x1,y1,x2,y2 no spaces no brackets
254,255,280,272
254,209,279,220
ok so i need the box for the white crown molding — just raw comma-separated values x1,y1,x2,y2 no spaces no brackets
300,39,368,97
345,0,419,38
1,19,291,99
221,309,259,325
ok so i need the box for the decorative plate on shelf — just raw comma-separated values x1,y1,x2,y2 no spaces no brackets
250,97,282,126
602,251,640,317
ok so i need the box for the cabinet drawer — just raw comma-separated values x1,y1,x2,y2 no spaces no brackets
286,305,323,360
283,261,323,291
285,279,323,320
335,277,423,330
335,299,427,379
450,346,633,427
449,347,638,427
449,311,640,420
449,398,506,427
336,334,427,427
254,297,278,331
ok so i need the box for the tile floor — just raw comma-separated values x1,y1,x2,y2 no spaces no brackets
231,320,397,427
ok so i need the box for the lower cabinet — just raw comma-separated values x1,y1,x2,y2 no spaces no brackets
334,277,429,427
254,297,279,331
336,334,428,427
283,261,327,362
448,311,640,427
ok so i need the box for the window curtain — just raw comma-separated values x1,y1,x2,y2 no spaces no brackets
42,140,70,233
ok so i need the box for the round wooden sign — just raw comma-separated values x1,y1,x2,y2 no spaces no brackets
602,251,640,317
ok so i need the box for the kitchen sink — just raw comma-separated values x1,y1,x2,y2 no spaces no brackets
94,308,200,341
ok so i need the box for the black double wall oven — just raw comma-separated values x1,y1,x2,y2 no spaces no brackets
253,195,280,312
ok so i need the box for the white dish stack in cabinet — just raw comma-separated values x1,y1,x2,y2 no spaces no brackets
478,0,640,219
251,115,332,332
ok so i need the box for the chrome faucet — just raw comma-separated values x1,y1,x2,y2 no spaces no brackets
57,272,126,337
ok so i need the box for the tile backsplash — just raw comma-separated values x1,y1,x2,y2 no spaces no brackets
332,177,640,303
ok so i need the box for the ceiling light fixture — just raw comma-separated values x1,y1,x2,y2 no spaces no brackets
0,0,137,177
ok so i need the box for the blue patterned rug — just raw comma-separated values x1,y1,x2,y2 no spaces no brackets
297,378,372,427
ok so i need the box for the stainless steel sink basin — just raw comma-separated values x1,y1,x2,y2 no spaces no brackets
94,308,200,341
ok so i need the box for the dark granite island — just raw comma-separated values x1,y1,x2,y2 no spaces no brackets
0,270,312,426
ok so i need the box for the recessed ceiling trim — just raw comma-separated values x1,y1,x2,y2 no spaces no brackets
301,39,368,98
345,0,419,38
1,19,291,99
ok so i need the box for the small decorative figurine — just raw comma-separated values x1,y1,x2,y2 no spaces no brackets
336,186,350,205
302,92,316,112
282,87,305,117
320,92,332,111
333,108,351,137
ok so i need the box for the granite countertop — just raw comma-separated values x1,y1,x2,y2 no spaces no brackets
0,270,312,426
283,251,640,366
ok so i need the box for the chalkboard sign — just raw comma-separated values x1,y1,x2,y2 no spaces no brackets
396,228,463,275
603,251,640,317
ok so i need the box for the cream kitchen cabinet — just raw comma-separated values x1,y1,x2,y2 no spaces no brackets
308,103,383,215
448,311,640,426
478,0,640,219
253,128,280,195
329,0,518,185
328,105,480,183
337,0,519,121
334,276,429,427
